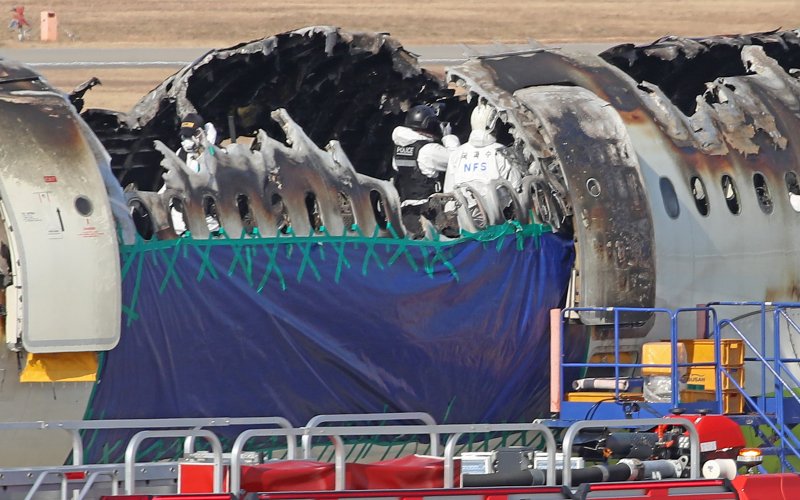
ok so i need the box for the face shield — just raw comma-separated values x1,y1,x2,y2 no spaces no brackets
180,129,203,153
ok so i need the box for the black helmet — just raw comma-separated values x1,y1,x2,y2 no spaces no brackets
404,105,440,135
179,113,205,138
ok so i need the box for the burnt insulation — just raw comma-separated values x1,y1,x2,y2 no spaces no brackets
80,27,469,191
600,29,800,116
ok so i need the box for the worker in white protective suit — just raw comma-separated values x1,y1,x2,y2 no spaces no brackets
158,113,221,236
177,112,218,176
444,100,523,226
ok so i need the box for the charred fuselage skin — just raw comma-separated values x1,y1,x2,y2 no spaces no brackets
448,31,800,330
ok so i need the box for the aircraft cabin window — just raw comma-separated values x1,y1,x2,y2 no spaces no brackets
203,196,221,232
753,173,773,214
659,177,680,219
720,175,740,215
236,194,256,235
74,195,93,216
129,199,155,240
690,176,709,216
370,190,389,229
269,193,290,234
305,192,323,232
786,171,800,213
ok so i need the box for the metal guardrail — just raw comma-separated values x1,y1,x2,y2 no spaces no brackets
216,418,558,493
712,302,800,471
185,416,295,458
560,306,722,413
559,302,800,472
301,412,439,459
124,429,223,494
441,423,557,487
561,418,700,487
0,416,297,466
0,412,725,497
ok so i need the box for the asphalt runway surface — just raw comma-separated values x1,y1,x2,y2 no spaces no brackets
0,43,619,68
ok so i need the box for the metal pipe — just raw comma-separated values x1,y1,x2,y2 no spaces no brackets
773,305,786,470
462,469,549,486
640,459,682,479
77,471,118,500
561,418,700,487
228,114,237,144
23,471,55,500
331,435,345,490
68,429,83,466
229,427,301,495
184,416,296,459
301,412,438,459
443,423,556,487
550,308,561,413
124,429,222,495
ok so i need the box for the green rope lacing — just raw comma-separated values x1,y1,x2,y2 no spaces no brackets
119,221,552,326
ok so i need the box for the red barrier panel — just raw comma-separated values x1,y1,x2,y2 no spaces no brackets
101,495,235,500
240,461,341,493
732,473,800,500
100,497,150,500
238,455,458,493
350,455,461,489
249,486,570,500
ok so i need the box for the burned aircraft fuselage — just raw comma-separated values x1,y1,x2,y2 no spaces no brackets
446,30,800,324
2,25,800,465
77,27,800,322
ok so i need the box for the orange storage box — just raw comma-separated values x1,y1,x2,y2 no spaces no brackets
642,341,687,376
680,339,744,367
680,389,745,414
686,365,744,390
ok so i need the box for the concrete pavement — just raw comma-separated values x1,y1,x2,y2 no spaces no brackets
0,43,620,68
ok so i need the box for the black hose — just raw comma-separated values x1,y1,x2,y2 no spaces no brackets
605,432,658,459
461,463,633,487
462,469,545,487
570,463,632,485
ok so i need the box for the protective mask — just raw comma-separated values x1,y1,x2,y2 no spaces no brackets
181,138,198,152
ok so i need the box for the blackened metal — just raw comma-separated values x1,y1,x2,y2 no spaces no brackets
131,109,405,239
600,30,800,116
82,26,464,191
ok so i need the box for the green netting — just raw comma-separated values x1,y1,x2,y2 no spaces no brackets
119,221,552,327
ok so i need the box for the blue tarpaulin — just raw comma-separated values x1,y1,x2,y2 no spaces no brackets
83,225,574,462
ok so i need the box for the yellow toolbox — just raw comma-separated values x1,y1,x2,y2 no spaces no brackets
680,389,745,414
686,365,745,391
680,339,744,367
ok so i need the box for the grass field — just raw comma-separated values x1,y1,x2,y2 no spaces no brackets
40,67,178,112
8,1,800,110
4,1,799,47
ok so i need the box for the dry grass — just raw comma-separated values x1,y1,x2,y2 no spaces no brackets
39,67,178,111
16,1,800,110
3,1,798,47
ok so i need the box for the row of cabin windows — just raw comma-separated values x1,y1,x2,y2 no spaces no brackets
659,171,800,219
131,189,388,240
